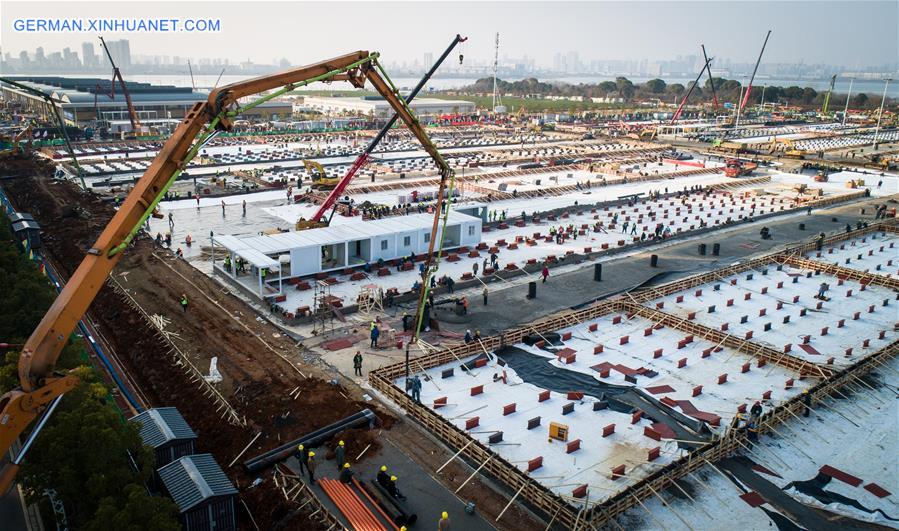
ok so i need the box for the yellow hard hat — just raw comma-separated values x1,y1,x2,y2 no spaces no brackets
380,465,387,472
442,511,449,519
298,444,304,450
339,440,345,446
308,451,315,457
390,475,397,482
343,463,350,469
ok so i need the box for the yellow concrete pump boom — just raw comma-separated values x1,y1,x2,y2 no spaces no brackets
0,49,451,493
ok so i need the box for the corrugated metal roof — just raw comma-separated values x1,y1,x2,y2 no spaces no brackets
130,407,196,448
158,454,237,512
11,220,40,232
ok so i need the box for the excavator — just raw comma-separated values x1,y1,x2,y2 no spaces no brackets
0,122,34,158
303,159,339,190
768,137,806,159
0,45,463,493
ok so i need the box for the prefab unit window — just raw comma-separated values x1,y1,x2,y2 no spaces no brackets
380,240,388,250
424,233,430,243
403,236,411,246
468,225,475,236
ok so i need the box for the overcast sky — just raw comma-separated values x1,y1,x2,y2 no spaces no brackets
2,1,897,68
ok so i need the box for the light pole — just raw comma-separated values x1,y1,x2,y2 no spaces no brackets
872,78,891,151
842,77,854,126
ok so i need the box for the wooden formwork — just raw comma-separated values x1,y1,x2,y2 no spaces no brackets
776,255,899,291
785,218,899,257
368,218,898,530
585,338,899,528
628,254,776,304
613,300,832,378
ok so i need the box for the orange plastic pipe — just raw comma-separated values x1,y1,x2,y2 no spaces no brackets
335,480,384,531
321,479,370,531
352,477,400,531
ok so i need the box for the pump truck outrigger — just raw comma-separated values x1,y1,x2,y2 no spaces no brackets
0,47,460,493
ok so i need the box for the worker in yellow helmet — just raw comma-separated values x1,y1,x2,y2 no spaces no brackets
377,465,390,488
339,462,354,484
438,511,451,531
387,475,406,500
296,443,308,475
336,440,346,471
306,451,317,484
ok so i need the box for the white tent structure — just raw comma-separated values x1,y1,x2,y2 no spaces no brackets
212,212,482,294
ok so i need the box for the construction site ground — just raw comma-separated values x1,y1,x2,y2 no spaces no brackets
316,192,897,376
2,162,387,530
1,157,549,530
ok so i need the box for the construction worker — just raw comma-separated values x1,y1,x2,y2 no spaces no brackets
370,324,380,348
542,265,549,283
386,475,405,500
176,247,184,259
307,451,317,484
464,330,473,344
472,261,479,276
164,233,172,247
339,463,354,484
377,465,390,488
296,444,307,475
410,375,422,404
221,199,226,216
483,286,488,306
353,351,363,376
168,211,174,229
185,234,193,246
335,440,346,470
179,294,189,312
461,296,469,315
802,389,812,417
242,199,247,217
402,312,412,332
818,282,830,300
438,511,451,531
750,401,763,419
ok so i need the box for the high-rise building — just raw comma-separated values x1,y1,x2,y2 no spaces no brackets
101,39,131,69
82,41,97,68
423,52,433,70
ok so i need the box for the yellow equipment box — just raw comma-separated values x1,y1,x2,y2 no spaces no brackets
549,422,569,442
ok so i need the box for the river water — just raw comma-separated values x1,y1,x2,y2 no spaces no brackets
36,72,897,95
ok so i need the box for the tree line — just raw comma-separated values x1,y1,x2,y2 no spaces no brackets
462,77,889,109
0,213,180,530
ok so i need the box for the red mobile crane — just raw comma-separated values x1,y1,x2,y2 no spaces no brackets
298,35,467,229
98,36,143,135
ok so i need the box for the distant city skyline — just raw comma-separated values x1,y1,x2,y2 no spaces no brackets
2,1,897,82
3,39,895,82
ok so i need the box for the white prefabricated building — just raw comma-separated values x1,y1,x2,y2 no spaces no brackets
214,211,482,279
